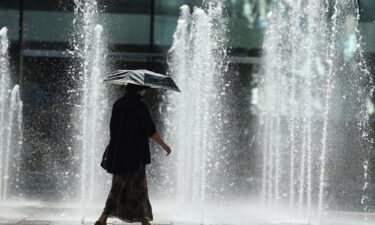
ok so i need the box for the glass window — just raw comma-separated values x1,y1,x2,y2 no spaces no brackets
100,0,152,47
360,0,375,22
0,0,19,42
104,13,151,46
23,10,73,48
357,0,375,53
102,0,150,14
21,1,73,49
154,0,271,54
21,0,152,49
0,0,18,9
154,1,180,49
24,0,72,11
154,0,214,50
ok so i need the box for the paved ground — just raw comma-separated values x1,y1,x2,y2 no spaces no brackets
0,203,308,225
0,202,169,225
1,202,375,225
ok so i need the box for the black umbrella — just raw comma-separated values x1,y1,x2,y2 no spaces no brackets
104,69,181,92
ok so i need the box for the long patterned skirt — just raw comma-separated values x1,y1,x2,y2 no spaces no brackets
103,167,153,222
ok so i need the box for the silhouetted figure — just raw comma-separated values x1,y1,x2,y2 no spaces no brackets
96,84,171,225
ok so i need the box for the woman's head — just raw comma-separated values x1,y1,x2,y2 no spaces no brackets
125,83,149,96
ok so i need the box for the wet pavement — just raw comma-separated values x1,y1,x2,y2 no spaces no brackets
0,202,171,225
1,202,374,225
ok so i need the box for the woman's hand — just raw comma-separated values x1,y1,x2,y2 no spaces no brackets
162,144,172,156
151,132,172,156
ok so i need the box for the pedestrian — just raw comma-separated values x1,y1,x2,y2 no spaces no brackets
96,83,171,225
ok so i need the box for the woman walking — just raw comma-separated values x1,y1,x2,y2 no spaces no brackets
96,84,171,225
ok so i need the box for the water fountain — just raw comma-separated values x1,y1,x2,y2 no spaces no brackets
71,0,110,212
259,0,373,223
1,0,375,224
164,0,228,223
0,27,23,202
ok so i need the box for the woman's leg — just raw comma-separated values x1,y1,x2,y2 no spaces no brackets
141,220,151,225
98,214,109,224
97,175,116,225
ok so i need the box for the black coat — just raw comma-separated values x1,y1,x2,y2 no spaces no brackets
102,92,156,174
